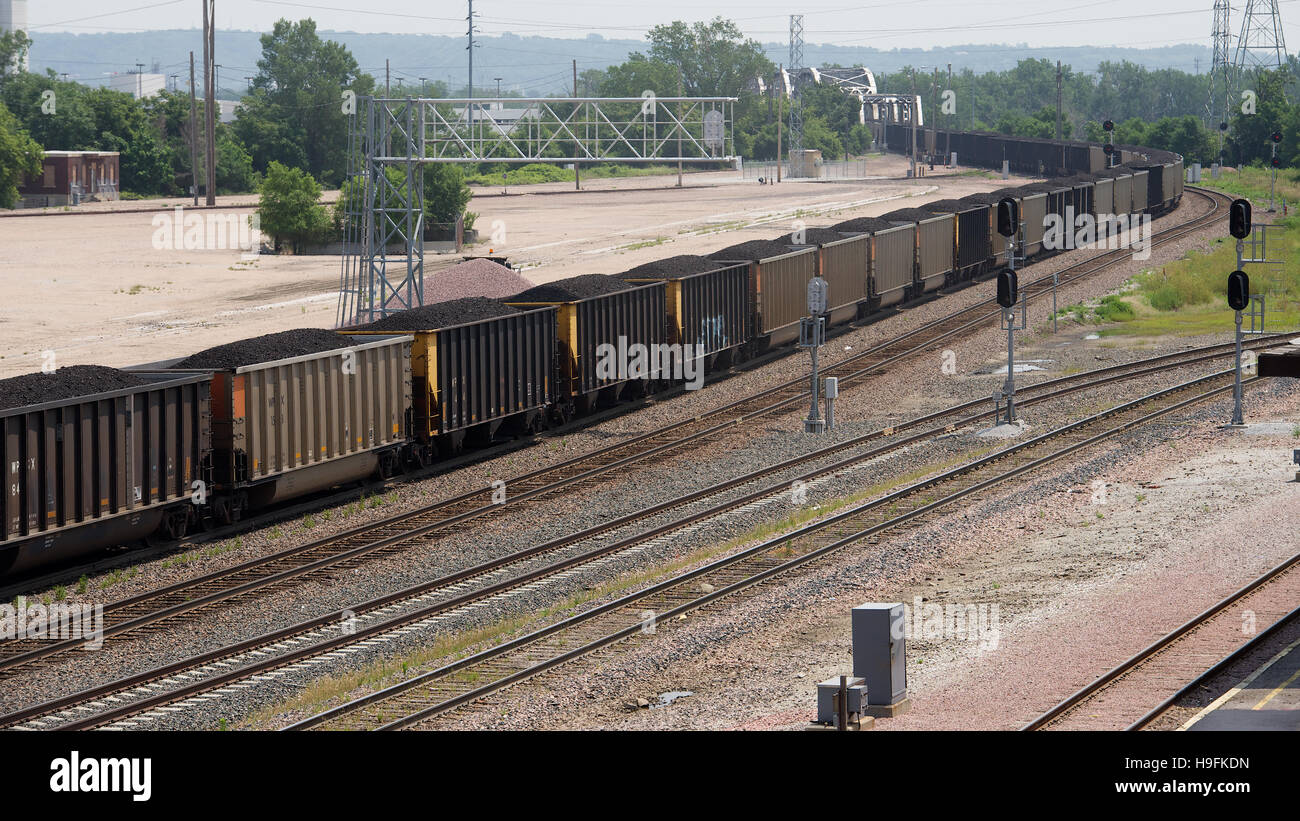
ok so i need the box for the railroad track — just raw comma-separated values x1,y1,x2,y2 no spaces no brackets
281,370,1250,730
1,342,1266,730
1024,552,1300,731
0,188,1231,679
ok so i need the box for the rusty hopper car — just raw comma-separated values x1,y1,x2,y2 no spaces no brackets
139,334,413,522
793,234,871,328
622,262,750,371
916,213,956,292
1,372,211,575
507,281,668,413
349,308,558,457
711,247,817,348
869,224,915,307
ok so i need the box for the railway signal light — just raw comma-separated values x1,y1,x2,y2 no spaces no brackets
1102,144,1114,156
1229,198,1252,239
996,197,1019,238
1219,122,1229,132
1102,119,1114,132
1271,131,1283,143
997,270,1018,309
1272,156,1282,168
1227,270,1250,311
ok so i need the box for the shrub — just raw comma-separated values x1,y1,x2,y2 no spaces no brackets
257,161,331,253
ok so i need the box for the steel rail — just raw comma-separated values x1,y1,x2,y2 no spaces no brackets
287,372,1246,731
1024,552,1300,731
4,343,1254,731
0,189,1230,675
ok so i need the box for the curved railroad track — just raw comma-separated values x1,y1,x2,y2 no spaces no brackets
1025,552,1300,731
1,341,1267,730
0,188,1232,680
282,370,1252,730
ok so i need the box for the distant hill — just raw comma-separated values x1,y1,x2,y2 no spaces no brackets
30,29,1211,97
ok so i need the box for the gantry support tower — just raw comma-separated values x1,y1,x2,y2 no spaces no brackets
789,15,804,160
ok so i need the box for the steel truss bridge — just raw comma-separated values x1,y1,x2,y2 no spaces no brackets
336,95,737,326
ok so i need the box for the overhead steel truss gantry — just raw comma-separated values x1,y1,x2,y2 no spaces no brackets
336,95,737,327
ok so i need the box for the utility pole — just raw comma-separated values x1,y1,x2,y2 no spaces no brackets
203,0,216,206
189,51,199,206
676,67,684,187
945,63,951,165
385,59,390,97
574,59,581,190
777,64,783,183
467,0,477,134
909,69,920,180
1056,60,1064,171
135,62,144,98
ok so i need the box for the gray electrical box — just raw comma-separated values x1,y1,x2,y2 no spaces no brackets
816,677,867,724
852,602,907,706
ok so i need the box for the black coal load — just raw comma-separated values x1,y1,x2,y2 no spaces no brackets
831,216,897,234
174,329,357,370
508,273,632,302
774,227,852,246
959,192,1005,205
0,365,147,412
620,255,720,279
880,207,942,223
707,239,796,261
920,199,973,213
354,297,519,331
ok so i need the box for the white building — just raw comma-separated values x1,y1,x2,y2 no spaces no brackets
0,0,29,70
109,72,166,99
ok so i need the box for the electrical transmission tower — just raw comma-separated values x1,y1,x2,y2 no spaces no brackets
1208,0,1231,128
1232,0,1288,74
788,14,804,168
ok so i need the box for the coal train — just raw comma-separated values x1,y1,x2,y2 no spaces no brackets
0,129,1184,576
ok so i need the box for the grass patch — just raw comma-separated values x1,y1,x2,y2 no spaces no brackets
466,163,694,187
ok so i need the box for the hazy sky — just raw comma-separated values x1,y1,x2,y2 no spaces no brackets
31,0,1284,49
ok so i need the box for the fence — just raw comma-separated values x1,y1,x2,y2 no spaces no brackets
741,159,872,181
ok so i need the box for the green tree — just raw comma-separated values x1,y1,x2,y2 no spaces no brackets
217,130,258,194
644,18,771,98
0,29,31,87
233,18,375,186
0,101,42,208
258,161,330,252
423,163,473,229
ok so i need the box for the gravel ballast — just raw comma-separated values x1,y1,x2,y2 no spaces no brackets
508,274,633,302
420,258,534,304
0,366,147,411
353,298,519,331
0,195,1235,730
174,329,357,369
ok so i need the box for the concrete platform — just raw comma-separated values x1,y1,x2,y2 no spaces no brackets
1183,634,1300,731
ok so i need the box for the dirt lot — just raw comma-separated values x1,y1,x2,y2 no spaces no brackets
0,155,1012,377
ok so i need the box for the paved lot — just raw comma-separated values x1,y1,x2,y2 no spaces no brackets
0,154,1014,377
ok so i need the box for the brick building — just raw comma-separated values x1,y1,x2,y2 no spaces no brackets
17,151,121,207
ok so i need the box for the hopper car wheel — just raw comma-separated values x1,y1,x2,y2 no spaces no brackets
550,402,575,427
378,450,399,480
